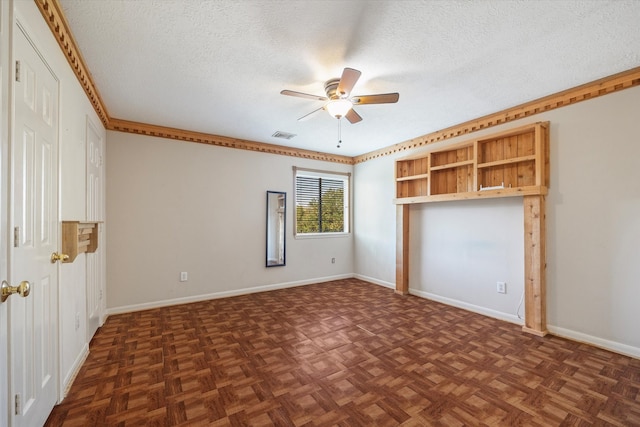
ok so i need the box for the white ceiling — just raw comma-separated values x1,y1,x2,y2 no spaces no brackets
58,0,640,157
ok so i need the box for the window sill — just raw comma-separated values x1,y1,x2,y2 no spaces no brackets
294,232,351,240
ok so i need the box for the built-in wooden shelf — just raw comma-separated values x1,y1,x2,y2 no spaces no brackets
62,221,99,263
394,122,549,204
394,121,550,337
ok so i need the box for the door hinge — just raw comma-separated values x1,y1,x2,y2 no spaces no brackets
13,226,19,248
15,60,20,82
14,393,20,415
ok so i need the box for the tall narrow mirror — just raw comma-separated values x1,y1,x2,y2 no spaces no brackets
266,191,286,267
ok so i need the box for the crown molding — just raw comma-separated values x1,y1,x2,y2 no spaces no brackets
36,1,640,166
34,0,110,126
34,0,354,164
107,118,354,164
354,66,640,164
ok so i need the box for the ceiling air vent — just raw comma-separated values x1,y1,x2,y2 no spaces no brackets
272,131,296,140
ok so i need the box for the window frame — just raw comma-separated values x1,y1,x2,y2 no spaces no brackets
293,167,351,238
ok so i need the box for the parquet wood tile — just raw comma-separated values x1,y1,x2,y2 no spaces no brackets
45,279,640,426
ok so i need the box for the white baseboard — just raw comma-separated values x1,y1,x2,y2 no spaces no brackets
350,278,524,325
547,325,640,359
105,275,640,361
409,288,524,326
410,289,640,360
353,274,395,289
61,343,89,401
106,274,354,316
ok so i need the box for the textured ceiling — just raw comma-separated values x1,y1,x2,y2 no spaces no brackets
58,0,640,157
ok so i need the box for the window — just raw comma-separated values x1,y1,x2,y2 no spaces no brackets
294,167,350,236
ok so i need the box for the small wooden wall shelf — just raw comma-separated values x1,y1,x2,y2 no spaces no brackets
394,122,550,337
394,122,549,204
62,221,99,263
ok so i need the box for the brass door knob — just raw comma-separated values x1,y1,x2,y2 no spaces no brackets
51,252,69,263
1,280,31,303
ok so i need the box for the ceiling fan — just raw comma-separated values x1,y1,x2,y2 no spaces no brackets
280,67,399,124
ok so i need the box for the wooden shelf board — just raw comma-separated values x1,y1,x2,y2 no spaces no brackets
396,173,429,182
429,159,474,171
394,186,547,204
477,154,536,169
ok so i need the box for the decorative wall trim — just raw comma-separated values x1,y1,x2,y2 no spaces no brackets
34,0,110,126
107,118,354,164
37,0,640,165
354,66,640,164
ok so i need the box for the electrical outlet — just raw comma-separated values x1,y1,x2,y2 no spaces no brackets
75,313,80,330
497,281,506,294
180,272,188,282
331,258,336,264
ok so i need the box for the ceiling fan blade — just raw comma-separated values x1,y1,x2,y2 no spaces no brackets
336,68,361,98
345,108,362,124
352,93,399,105
297,106,324,121
281,90,327,102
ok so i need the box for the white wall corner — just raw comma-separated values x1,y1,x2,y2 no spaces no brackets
354,274,395,289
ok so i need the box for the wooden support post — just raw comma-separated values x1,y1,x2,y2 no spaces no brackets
396,204,410,295
523,195,548,336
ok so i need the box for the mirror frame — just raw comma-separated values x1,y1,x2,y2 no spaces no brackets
266,191,286,267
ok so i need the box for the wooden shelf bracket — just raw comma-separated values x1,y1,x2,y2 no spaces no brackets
61,221,100,263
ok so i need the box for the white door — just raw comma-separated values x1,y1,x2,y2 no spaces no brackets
9,23,59,427
86,118,103,339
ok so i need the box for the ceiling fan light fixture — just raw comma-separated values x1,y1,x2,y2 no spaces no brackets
326,98,353,119
281,67,398,124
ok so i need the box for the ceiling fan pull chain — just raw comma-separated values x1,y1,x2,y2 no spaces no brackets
337,118,342,148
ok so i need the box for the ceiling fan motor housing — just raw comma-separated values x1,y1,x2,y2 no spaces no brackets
324,78,342,99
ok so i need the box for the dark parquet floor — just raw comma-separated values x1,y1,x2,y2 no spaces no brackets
45,278,640,426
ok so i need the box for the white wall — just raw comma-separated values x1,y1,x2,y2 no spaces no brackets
354,85,640,358
545,86,640,354
352,152,397,287
106,132,354,312
409,198,524,323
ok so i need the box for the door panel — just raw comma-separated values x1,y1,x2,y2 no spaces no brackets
15,126,35,248
86,118,103,338
86,118,104,341
10,24,59,427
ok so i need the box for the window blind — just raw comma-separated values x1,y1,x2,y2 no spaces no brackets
295,175,346,234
